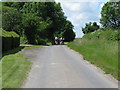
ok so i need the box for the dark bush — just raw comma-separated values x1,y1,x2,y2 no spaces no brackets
1,30,20,52
108,31,120,40
37,38,46,45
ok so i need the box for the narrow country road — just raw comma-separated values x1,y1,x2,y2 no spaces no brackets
22,45,118,88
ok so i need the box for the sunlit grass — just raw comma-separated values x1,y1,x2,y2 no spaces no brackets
23,45,42,50
2,53,32,88
2,44,42,88
68,38,118,80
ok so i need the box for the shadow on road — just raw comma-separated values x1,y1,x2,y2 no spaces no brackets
52,43,67,46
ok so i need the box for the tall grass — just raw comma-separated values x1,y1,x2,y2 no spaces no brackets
68,30,119,80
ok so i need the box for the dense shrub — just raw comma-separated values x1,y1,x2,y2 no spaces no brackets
0,30,20,52
20,36,28,44
37,38,46,45
108,31,120,40
83,29,120,41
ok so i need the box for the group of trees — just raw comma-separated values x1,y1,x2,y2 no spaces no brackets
2,2,75,44
82,1,120,34
82,22,100,34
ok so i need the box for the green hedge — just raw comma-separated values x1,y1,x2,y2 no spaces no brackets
83,29,120,41
0,30,20,52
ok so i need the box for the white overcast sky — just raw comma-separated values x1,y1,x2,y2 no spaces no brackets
56,0,109,38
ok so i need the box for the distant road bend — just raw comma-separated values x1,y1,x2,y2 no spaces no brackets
22,45,118,88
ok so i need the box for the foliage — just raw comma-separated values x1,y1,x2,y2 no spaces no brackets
22,13,42,44
43,2,69,40
3,2,76,44
20,36,28,44
2,2,25,11
62,20,76,41
82,22,100,34
100,1,120,28
108,31,120,40
83,28,120,41
2,6,22,35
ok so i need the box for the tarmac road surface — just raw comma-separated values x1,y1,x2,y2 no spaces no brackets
22,45,118,88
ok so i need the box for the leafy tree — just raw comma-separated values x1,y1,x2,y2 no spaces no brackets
2,2,14,7
2,6,22,35
2,2,76,44
44,2,68,41
3,2,25,10
82,22,100,34
21,2,53,43
22,13,42,44
100,1,120,28
92,22,100,31
62,20,76,41
22,13,52,44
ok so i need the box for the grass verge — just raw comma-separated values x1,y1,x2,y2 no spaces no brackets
22,45,42,50
68,38,118,80
2,53,32,88
2,45,41,88
46,42,52,46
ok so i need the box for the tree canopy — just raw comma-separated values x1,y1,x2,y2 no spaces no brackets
100,1,120,28
2,6,22,35
82,22,100,34
2,2,76,44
